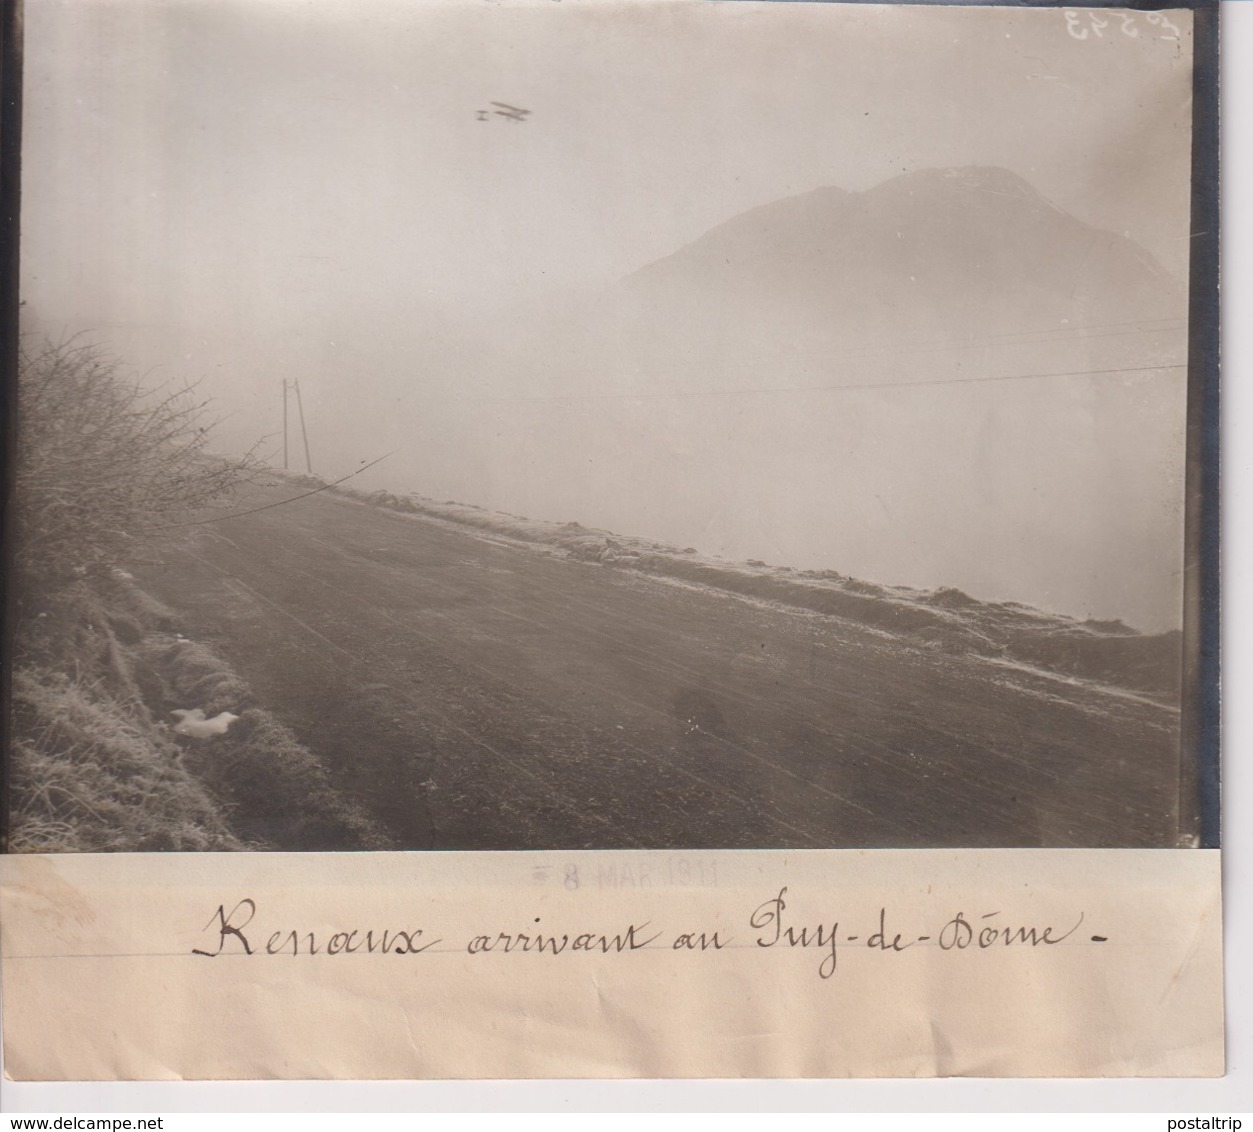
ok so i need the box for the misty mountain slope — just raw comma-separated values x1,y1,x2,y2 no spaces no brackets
463,166,1188,632
325,473,1181,702
622,166,1182,359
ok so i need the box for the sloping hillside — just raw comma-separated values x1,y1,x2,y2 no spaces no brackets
339,476,1181,700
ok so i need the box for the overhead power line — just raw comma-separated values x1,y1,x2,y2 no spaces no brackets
765,314,1188,368
503,361,1187,403
143,452,393,530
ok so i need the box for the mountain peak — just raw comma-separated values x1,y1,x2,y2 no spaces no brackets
626,163,1178,305
900,164,1039,192
873,165,1059,209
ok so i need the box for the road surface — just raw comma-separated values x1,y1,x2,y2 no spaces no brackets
137,484,1183,850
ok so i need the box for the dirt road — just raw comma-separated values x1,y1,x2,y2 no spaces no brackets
137,484,1183,850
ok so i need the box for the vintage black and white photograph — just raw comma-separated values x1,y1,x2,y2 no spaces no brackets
7,0,1204,854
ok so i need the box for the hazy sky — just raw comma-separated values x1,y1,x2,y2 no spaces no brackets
20,0,1195,627
25,0,1192,304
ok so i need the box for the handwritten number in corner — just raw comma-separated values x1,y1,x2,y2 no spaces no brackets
1066,9,1178,44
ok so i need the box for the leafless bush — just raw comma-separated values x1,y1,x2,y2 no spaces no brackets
14,339,263,595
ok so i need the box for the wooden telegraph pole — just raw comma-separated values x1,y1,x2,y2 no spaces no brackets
281,379,313,474
293,379,312,474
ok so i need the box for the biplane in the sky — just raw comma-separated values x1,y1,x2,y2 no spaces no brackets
490,101,531,122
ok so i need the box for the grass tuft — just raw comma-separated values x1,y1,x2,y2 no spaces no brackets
9,668,243,852
9,576,388,852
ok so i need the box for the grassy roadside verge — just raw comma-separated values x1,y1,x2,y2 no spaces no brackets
9,573,387,853
8,341,390,853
